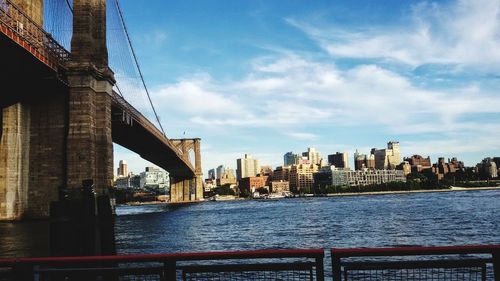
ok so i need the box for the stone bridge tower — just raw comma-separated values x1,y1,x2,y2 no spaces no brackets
170,138,203,202
0,0,114,221
66,0,115,194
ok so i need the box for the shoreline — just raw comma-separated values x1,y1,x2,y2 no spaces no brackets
119,186,499,206
324,186,499,198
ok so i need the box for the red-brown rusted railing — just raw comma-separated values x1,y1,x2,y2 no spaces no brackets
0,248,325,281
0,0,69,70
331,245,500,281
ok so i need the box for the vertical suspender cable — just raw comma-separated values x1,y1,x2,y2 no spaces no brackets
113,0,166,136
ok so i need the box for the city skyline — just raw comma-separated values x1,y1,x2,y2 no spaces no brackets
113,0,500,176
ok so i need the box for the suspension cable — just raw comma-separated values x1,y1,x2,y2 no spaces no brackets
64,0,73,12
113,0,166,136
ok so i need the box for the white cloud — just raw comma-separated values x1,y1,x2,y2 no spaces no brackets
285,132,319,141
150,53,500,139
286,0,500,69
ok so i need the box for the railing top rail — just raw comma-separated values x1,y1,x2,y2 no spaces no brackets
0,249,324,266
331,244,500,258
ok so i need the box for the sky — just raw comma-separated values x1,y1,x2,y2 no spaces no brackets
112,0,500,176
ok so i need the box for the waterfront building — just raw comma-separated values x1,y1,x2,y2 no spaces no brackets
396,161,412,176
325,167,406,187
284,152,301,166
239,176,268,194
216,165,225,179
114,174,141,189
328,152,349,169
217,168,237,186
204,179,216,192
289,163,319,193
208,169,216,180
432,157,465,180
493,157,500,170
273,166,291,181
117,160,128,177
371,141,401,170
476,158,498,179
115,176,131,189
354,150,375,170
404,155,432,173
140,167,169,191
270,180,290,194
236,154,260,180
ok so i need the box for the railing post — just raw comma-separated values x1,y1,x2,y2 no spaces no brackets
331,250,341,281
13,264,34,281
493,250,499,281
164,260,176,281
315,256,324,281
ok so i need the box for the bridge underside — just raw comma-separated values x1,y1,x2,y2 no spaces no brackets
0,31,66,108
0,31,68,219
111,107,194,179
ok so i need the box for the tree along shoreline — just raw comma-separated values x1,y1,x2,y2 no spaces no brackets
320,186,499,197
312,170,500,195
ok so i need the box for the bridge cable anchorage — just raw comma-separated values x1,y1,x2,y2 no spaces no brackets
114,0,166,136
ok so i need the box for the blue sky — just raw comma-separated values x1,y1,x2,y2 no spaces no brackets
113,0,500,176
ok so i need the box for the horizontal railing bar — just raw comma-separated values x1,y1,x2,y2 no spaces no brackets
0,249,325,265
179,262,317,273
342,258,491,270
36,266,164,275
331,245,500,257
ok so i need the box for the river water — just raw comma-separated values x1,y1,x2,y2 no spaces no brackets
115,190,500,254
1,190,498,258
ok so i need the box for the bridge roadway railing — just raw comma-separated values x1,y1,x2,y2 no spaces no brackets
0,0,69,70
0,245,498,280
110,91,195,171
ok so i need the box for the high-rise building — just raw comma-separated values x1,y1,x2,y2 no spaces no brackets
302,148,321,166
476,158,498,179
216,165,225,179
217,168,237,186
284,152,300,166
289,163,319,193
273,166,291,181
328,152,349,169
117,160,128,177
236,154,260,180
371,141,401,170
259,166,273,176
208,169,216,180
354,150,375,170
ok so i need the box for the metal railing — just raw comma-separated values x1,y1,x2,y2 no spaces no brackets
0,0,69,69
1,246,499,280
331,245,500,281
0,249,325,281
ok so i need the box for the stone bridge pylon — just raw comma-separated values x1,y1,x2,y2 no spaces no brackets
169,138,203,202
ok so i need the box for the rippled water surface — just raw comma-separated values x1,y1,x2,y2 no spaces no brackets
115,190,500,254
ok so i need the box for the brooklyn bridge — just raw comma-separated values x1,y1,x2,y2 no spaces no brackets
0,0,203,221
